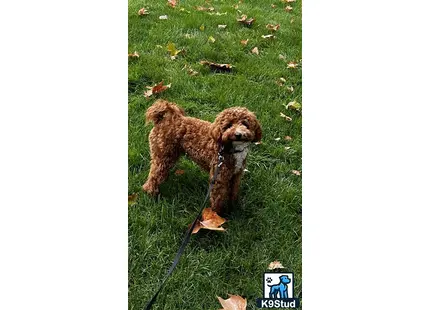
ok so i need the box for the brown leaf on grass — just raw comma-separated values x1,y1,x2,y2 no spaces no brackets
266,24,280,31
217,295,247,310
287,86,294,92
244,18,255,26
168,0,177,7
287,61,298,68
128,193,138,205
284,136,292,141
138,8,149,15
285,5,293,12
144,81,171,98
291,170,301,176
237,14,247,22
261,34,276,39
200,60,233,72
276,77,287,86
174,169,185,175
251,47,259,55
280,112,292,121
268,260,285,270
237,15,255,26
183,65,199,76
271,4,277,8
192,208,227,234
195,5,215,11
240,39,249,45
128,51,140,58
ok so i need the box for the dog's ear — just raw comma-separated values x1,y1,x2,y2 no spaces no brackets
253,120,262,142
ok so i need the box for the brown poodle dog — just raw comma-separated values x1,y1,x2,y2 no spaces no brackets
142,99,262,214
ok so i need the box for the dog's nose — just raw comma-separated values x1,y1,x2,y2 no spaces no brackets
235,133,242,140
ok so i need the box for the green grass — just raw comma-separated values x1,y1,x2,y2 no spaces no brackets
128,0,302,309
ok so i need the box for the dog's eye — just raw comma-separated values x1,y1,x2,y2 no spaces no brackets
224,122,232,130
242,121,249,128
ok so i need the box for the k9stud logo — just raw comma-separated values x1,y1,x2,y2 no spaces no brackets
256,272,300,308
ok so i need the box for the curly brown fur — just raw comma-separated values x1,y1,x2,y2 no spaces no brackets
142,99,262,214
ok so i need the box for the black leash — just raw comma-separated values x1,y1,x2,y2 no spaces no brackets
144,143,224,310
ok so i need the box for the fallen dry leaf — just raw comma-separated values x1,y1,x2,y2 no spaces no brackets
199,24,205,31
237,14,247,22
266,24,280,31
218,24,227,29
251,47,259,55
240,39,249,45
284,136,292,141
285,5,293,12
174,169,185,175
287,61,298,68
237,15,255,26
271,4,277,8
276,77,287,86
268,260,285,270
183,65,199,76
128,51,140,58
280,112,292,121
281,0,296,2
209,12,228,16
200,60,233,72
208,36,216,43
138,8,149,15
166,42,184,59
195,5,215,11
262,34,275,39
275,137,281,141
128,193,138,205
159,15,168,19
285,100,301,111
285,146,291,151
287,86,294,92
144,81,171,98
217,295,247,310
291,170,301,176
234,4,239,9
290,18,295,24
192,208,227,234
168,0,177,8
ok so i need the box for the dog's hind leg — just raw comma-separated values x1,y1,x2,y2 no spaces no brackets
142,132,181,196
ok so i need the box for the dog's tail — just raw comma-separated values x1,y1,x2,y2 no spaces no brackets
145,99,185,125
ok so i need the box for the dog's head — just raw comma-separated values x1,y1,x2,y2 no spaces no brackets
210,107,262,145
279,275,291,285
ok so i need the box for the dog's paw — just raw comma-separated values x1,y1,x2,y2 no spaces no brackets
142,182,159,196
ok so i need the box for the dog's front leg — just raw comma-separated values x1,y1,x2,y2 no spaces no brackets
209,165,231,214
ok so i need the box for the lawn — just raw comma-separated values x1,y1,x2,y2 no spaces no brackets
128,0,302,309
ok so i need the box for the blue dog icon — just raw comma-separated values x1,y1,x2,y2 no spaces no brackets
268,275,291,298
